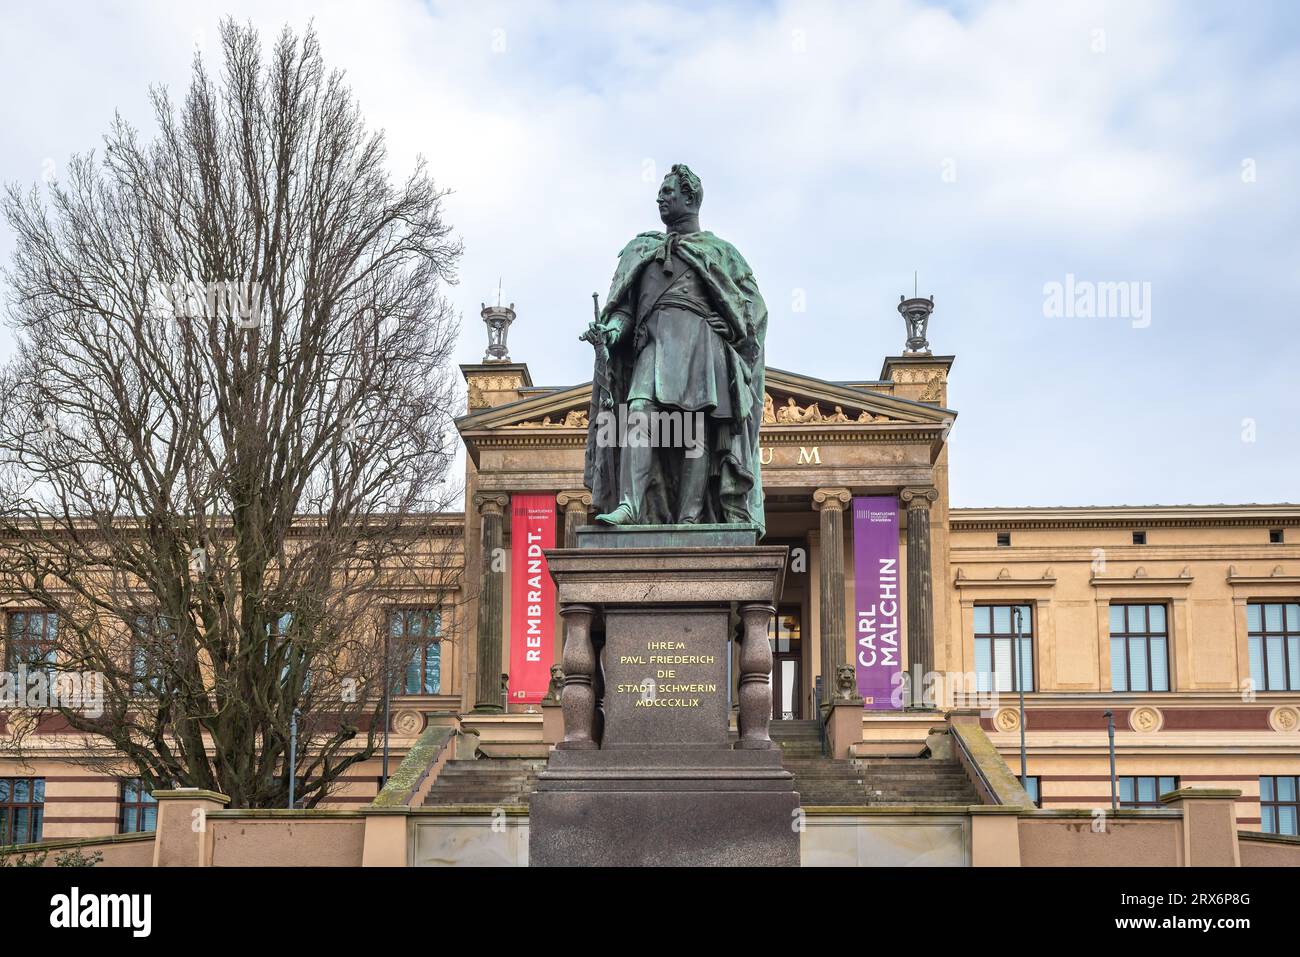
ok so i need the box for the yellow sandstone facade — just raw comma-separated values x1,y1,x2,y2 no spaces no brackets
2,308,1298,850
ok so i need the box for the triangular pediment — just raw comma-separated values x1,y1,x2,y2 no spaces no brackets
456,366,954,435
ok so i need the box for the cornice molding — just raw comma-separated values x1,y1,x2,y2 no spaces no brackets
1227,566,1299,586
1090,574,1195,588
951,505,1300,530
953,576,1057,589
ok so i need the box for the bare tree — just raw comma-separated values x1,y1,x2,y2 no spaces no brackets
0,20,464,808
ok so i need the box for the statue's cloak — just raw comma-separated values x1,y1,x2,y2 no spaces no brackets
583,230,767,535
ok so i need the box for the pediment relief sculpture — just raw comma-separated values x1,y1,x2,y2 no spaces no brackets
509,408,590,429
762,392,891,425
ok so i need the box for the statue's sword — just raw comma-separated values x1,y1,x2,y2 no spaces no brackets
580,292,614,411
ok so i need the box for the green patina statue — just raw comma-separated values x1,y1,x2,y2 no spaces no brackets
582,164,768,535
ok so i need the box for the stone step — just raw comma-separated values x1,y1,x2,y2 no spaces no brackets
431,777,541,787
433,769,543,779
780,750,979,807
435,765,545,775
423,757,546,808
863,769,968,778
425,747,978,810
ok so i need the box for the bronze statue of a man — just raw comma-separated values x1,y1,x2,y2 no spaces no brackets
583,165,768,534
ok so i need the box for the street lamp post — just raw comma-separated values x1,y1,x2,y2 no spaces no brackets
288,706,301,809
1104,709,1118,812
382,622,392,787
1012,606,1027,783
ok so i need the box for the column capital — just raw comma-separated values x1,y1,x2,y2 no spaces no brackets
556,490,593,510
900,486,939,508
812,487,852,511
472,492,510,515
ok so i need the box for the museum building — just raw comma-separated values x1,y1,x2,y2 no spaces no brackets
2,298,1299,858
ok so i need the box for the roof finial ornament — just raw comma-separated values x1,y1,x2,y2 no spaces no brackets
480,293,516,363
899,278,934,354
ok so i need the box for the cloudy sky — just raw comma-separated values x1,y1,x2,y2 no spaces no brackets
2,0,1297,507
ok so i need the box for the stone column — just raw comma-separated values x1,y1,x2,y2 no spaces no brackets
558,604,599,749
812,487,851,713
472,492,509,713
556,490,592,548
736,602,777,748
901,486,939,687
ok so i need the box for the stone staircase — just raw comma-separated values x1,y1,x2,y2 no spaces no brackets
771,719,980,807
421,758,546,808
421,722,980,809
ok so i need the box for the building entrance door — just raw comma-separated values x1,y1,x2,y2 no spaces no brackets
769,606,803,720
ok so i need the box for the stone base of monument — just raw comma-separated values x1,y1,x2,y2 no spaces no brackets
530,749,799,867
528,525,801,867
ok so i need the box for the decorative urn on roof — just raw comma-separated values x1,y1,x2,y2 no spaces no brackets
899,294,934,354
480,301,515,363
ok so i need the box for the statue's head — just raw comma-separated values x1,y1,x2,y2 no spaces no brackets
658,164,703,225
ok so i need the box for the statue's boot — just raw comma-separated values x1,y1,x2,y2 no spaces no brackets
595,503,637,526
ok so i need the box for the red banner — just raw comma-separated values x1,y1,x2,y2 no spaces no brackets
508,495,557,705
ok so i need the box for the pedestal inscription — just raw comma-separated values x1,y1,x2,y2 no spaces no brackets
602,608,729,749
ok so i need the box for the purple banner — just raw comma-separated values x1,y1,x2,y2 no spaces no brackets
852,496,901,708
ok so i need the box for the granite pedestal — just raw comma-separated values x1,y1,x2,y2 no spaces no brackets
529,525,801,867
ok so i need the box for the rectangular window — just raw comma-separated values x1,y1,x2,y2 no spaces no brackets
1269,529,1284,544
1132,531,1146,545
996,532,1011,547
1260,775,1299,836
268,611,294,642
1109,604,1170,692
265,612,308,687
119,778,158,833
1020,775,1041,808
1247,603,1300,691
131,614,173,694
391,609,442,695
1118,775,1178,809
5,610,57,680
973,604,1034,692
0,777,45,845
